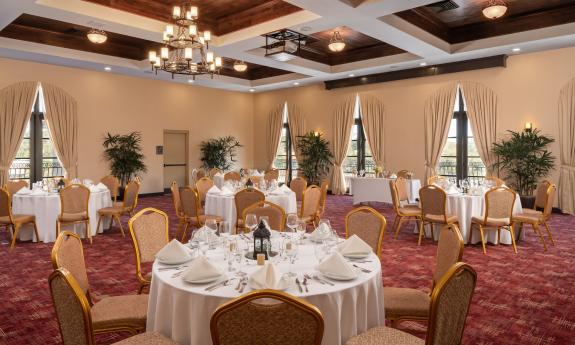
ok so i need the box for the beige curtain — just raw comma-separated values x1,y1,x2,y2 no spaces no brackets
287,104,306,162
42,83,79,179
359,94,385,168
558,78,575,215
0,81,39,186
266,103,284,170
460,82,498,175
331,96,356,194
424,84,457,182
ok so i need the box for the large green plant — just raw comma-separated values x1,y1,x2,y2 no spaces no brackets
297,132,333,185
200,136,242,170
103,132,147,186
491,129,555,196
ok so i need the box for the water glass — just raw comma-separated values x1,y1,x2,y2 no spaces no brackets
286,213,298,232
283,239,298,277
245,213,258,233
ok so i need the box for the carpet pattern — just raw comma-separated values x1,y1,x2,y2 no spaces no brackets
1,194,574,345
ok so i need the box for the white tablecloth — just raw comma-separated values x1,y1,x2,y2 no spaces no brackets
147,238,385,345
349,177,421,205
213,173,225,189
12,189,112,243
205,190,297,225
415,193,523,245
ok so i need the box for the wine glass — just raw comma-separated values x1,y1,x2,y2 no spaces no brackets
235,239,248,276
218,221,231,239
245,213,258,234
283,239,298,278
296,220,306,243
286,214,298,233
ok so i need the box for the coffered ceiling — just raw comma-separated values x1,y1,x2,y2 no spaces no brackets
1,0,575,92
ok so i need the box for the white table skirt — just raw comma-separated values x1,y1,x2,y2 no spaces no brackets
213,174,225,189
205,191,297,225
350,177,421,205
146,239,385,345
12,189,112,243
414,193,523,245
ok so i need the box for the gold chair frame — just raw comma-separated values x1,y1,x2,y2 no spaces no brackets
179,186,212,241
56,184,91,244
389,179,422,240
95,181,140,237
242,201,287,232
234,188,265,231
300,185,322,228
484,176,505,187
396,170,409,179
195,176,214,206
100,175,120,202
427,175,446,185
418,185,458,246
344,206,386,256
224,171,241,182
1,187,39,251
512,183,556,252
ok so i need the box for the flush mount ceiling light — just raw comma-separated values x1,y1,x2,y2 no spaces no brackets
233,60,248,72
87,28,107,44
482,0,508,19
328,31,346,52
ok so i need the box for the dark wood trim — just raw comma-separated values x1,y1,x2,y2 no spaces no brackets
324,55,508,90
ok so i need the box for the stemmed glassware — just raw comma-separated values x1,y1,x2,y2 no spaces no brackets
286,214,298,236
283,238,298,278
205,219,218,249
296,220,306,243
245,213,258,234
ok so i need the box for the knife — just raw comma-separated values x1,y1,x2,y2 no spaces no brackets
295,278,303,293
205,279,228,291
353,264,372,273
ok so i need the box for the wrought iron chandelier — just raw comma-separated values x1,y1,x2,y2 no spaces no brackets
148,4,222,79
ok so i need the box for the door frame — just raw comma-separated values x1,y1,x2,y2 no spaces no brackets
163,129,190,189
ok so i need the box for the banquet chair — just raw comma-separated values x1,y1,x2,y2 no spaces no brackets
249,175,263,185
418,185,458,246
210,289,324,345
396,170,410,179
0,188,39,251
235,188,265,231
57,184,91,244
264,169,280,182
179,186,222,241
100,175,120,202
300,185,322,228
128,208,170,294
51,232,148,334
224,171,241,182
345,206,386,256
243,201,286,231
289,177,307,202
49,268,178,345
512,183,556,251
95,180,140,238
195,169,206,180
347,262,476,345
316,180,329,221
209,168,221,178
195,177,214,207
5,179,28,196
484,176,505,187
390,179,422,239
529,180,552,212
470,187,517,254
427,175,446,186
383,224,464,326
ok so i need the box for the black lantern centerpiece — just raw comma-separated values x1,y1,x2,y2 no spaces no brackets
57,178,66,191
245,177,254,189
252,219,271,260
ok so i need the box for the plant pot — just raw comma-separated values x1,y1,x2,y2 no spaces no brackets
520,195,535,209
117,187,125,202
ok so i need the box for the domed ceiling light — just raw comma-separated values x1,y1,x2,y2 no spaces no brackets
328,31,346,52
482,0,508,19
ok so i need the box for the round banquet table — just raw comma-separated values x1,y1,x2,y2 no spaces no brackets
205,190,297,225
146,237,385,345
11,189,113,243
415,193,523,245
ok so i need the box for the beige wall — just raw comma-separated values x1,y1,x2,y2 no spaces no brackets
0,58,254,194
253,46,575,189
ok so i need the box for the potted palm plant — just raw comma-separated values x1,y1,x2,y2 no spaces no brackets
200,136,242,170
297,132,333,186
491,128,555,208
103,132,147,199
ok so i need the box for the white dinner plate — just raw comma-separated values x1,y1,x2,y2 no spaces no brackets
248,275,292,291
184,274,225,285
156,255,194,265
309,236,330,243
319,268,359,281
340,251,371,259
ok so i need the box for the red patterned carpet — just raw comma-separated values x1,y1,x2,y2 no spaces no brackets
1,194,574,345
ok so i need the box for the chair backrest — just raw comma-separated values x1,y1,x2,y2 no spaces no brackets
396,170,409,179
264,169,279,182
100,175,119,202
484,187,515,222
209,168,221,178
224,171,241,182
51,232,91,300
317,180,329,217
290,177,307,202
534,180,552,210
235,188,265,220
249,175,263,184
243,201,286,231
128,208,170,269
122,180,140,211
419,185,448,221
428,175,446,186
395,177,410,203
210,289,324,345
60,184,90,216
484,176,505,187
6,179,28,196
433,224,464,287
426,263,477,345
196,169,206,180
180,187,201,218
0,188,12,220
196,177,214,203
345,206,386,256
49,268,95,345
543,184,556,219
389,180,403,215
170,181,183,217
300,185,322,219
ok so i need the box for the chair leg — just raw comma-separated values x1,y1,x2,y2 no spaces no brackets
181,222,190,242
86,220,92,244
533,223,547,251
418,221,425,246
32,221,39,243
174,219,184,241
95,215,102,233
115,215,126,237
394,217,405,239
543,221,555,246
497,228,501,245
509,225,518,254
391,216,399,238
478,225,487,255
56,221,61,239
9,224,20,251
468,223,474,244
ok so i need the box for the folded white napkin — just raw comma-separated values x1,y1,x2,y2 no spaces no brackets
192,227,219,242
16,187,32,195
96,182,108,191
337,234,372,256
30,189,48,196
389,174,397,179
279,184,291,193
207,185,221,194
310,223,331,241
220,186,234,196
249,262,283,289
182,255,222,282
156,239,191,263
317,251,357,279
270,188,284,195
446,186,460,195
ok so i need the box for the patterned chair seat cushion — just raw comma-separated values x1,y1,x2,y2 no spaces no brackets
346,326,424,345
113,332,179,345
521,208,542,216
383,287,430,318
424,214,458,224
98,206,126,215
512,213,541,224
0,214,35,224
92,294,148,331
399,206,421,216
58,212,89,222
471,217,511,227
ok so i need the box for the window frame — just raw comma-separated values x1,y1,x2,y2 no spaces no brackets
344,101,374,176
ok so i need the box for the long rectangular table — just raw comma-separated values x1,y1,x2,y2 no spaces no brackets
348,177,421,205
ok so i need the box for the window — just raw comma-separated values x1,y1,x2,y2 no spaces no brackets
273,103,298,184
343,96,375,177
9,89,64,184
438,87,486,184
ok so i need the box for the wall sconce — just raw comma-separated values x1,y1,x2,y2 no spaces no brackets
313,131,321,137
524,122,533,131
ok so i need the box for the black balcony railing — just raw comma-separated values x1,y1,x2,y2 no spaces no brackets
9,159,64,181
437,158,486,184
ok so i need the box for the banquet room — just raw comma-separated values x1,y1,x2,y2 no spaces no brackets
1,0,575,344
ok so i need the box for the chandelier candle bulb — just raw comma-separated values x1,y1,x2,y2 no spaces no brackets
189,24,197,36
204,31,211,41
190,6,198,18
172,6,181,18
154,57,161,67
161,47,169,60
215,57,222,67
206,52,214,63
166,25,174,37
184,48,193,60
209,63,215,71
148,51,156,62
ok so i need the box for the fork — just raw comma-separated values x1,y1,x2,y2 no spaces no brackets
353,264,372,273
302,277,309,293
235,277,246,291
238,279,248,293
